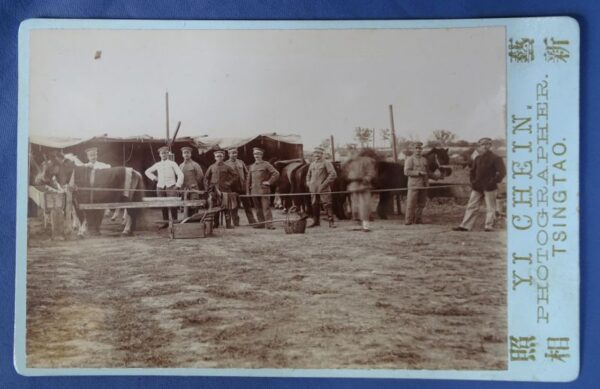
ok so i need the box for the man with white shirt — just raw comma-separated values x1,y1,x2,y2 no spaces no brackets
145,146,184,226
84,147,111,170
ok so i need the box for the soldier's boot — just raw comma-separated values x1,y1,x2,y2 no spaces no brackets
405,209,415,225
307,204,320,228
415,208,424,224
326,205,336,228
232,209,240,227
225,212,234,229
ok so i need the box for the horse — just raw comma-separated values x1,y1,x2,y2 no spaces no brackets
36,152,145,237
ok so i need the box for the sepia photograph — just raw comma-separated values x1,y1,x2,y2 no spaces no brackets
25,25,508,370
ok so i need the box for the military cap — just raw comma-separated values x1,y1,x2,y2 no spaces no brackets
181,146,193,153
478,137,493,145
157,146,170,153
313,146,325,153
227,147,238,152
85,146,98,154
252,147,264,154
214,149,225,156
412,141,424,148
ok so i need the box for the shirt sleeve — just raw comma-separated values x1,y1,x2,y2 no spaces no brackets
194,162,204,182
404,157,417,177
495,155,506,183
145,163,158,181
267,163,280,186
323,162,337,187
172,161,184,187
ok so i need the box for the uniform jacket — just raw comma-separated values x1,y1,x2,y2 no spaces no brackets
470,150,506,192
225,159,248,193
247,160,279,195
179,159,204,189
404,155,429,188
145,160,184,188
343,156,376,192
306,160,337,194
205,161,237,192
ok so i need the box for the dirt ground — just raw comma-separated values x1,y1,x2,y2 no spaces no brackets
26,202,507,370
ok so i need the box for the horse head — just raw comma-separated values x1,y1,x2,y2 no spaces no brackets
423,147,452,179
35,151,78,189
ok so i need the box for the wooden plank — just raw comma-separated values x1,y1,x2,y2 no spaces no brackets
78,200,205,210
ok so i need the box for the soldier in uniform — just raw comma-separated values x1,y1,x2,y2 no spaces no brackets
179,146,204,216
247,147,279,229
404,141,429,225
225,147,257,226
343,148,377,232
145,146,184,227
204,149,238,229
305,146,337,228
453,137,506,232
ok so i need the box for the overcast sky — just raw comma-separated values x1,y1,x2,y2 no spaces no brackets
29,27,505,148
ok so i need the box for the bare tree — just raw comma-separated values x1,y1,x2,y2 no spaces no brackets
354,127,373,148
431,129,456,146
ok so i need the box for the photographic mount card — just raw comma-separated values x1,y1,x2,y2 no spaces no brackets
15,17,579,381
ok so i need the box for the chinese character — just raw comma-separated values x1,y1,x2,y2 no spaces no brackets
510,336,536,361
545,337,570,362
509,38,535,63
544,38,570,63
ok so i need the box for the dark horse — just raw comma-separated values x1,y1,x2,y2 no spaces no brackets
275,159,348,220
36,152,145,236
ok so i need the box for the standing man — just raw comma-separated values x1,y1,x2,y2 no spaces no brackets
225,147,257,226
204,150,238,229
404,141,429,225
343,148,376,232
145,146,184,227
179,146,204,217
453,137,506,232
247,147,279,229
306,146,337,228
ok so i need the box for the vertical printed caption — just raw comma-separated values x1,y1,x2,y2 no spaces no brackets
507,22,579,381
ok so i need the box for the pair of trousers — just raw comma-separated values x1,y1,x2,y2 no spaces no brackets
351,190,371,222
233,194,257,225
459,190,497,230
157,185,178,221
252,195,273,228
405,188,427,223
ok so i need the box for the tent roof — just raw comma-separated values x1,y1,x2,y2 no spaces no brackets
194,133,302,152
29,134,196,149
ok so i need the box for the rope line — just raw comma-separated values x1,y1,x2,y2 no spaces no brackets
65,183,469,197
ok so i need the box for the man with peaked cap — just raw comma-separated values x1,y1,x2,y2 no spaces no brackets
404,141,429,225
84,147,111,170
247,147,279,229
204,149,238,229
306,146,337,228
145,145,184,227
225,147,257,226
179,146,204,216
453,137,506,232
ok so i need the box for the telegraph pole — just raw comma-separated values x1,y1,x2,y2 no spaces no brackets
389,105,398,162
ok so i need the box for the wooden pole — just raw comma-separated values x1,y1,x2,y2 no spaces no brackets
165,91,170,144
372,128,376,148
330,135,335,162
389,105,398,162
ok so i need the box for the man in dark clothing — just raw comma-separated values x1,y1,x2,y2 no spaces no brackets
205,150,238,229
453,137,506,232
